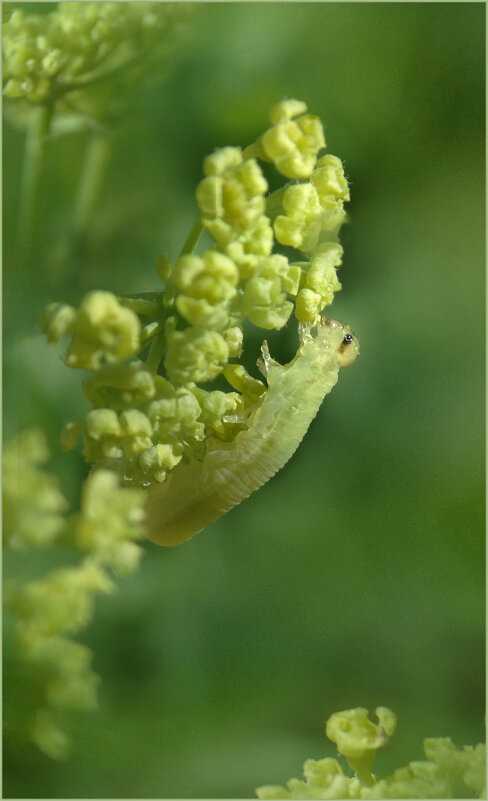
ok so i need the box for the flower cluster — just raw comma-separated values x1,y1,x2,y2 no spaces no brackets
245,99,326,179
41,99,350,487
256,707,486,799
3,430,146,758
2,2,186,109
2,427,69,549
41,291,141,369
256,706,486,800
274,155,350,253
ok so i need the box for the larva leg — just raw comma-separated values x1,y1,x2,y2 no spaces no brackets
257,341,284,382
298,322,314,344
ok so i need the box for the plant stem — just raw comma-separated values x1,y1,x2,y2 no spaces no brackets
265,186,285,221
118,297,162,317
17,102,53,256
141,320,164,346
177,215,204,258
145,331,167,373
72,132,112,239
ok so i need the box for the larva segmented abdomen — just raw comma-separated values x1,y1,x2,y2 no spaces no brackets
145,323,355,546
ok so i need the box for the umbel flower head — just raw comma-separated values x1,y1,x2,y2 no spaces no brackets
41,98,350,489
2,2,189,115
256,706,486,800
245,99,326,179
3,429,147,758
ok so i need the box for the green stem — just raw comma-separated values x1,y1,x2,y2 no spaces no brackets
145,331,167,373
141,320,164,346
72,133,112,239
242,140,265,162
54,53,141,97
17,102,53,255
177,215,204,258
118,297,162,317
265,186,286,221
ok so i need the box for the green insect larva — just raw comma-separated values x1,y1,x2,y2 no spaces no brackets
145,317,359,546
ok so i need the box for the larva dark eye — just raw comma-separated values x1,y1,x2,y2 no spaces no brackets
337,330,359,367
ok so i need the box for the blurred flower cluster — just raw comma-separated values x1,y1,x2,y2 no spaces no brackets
256,706,486,799
2,2,189,119
41,99,350,486
3,429,146,758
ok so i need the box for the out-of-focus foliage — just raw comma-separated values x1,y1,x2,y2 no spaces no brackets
2,2,189,115
3,430,146,759
3,2,484,798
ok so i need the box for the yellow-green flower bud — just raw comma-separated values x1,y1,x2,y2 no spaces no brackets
422,737,486,797
119,409,152,438
147,385,205,444
40,302,76,344
246,302,293,330
14,561,113,642
326,706,396,784
3,429,69,549
326,706,396,760
274,183,323,252
256,756,361,800
222,326,243,357
83,360,156,410
364,761,450,799
255,785,290,799
304,242,343,307
462,743,486,796
176,295,234,331
139,443,183,483
172,251,239,329
85,408,120,440
165,326,229,385
146,397,176,427
244,274,280,307
119,409,153,458
243,271,294,330
75,470,146,574
84,408,122,460
155,252,173,283
198,390,240,435
30,709,69,760
66,291,141,370
224,215,274,275
197,147,268,242
203,146,243,176
60,419,85,451
175,387,202,424
284,183,322,217
272,155,349,255
311,154,350,203
269,99,308,124
295,288,322,323
172,252,237,299
260,99,325,179
280,263,302,296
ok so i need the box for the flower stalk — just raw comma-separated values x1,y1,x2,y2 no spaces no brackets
17,102,53,256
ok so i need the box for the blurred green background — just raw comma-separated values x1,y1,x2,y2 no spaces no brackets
3,2,485,798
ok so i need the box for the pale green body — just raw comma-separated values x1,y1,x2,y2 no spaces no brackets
145,321,356,546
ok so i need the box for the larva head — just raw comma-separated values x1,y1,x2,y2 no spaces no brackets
319,317,359,366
